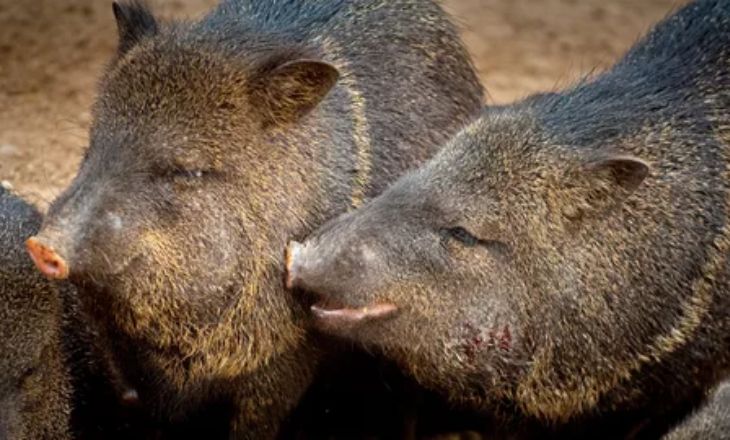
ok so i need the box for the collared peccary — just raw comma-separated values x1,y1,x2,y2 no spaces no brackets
0,187,71,439
286,0,730,437
25,0,483,437
663,380,730,440
0,188,162,440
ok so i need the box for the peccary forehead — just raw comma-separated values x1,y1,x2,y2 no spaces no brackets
89,30,325,173
95,26,317,134
414,107,557,207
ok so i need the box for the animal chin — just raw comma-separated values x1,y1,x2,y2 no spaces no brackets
310,302,399,329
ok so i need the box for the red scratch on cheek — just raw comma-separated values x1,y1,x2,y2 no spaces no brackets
498,325,512,351
460,322,483,362
459,322,512,362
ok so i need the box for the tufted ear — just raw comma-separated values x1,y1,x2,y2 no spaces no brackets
562,155,649,221
112,1,158,56
250,59,340,127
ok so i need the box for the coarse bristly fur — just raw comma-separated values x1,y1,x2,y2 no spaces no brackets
1,188,160,440
0,188,70,439
286,0,730,438
29,0,483,438
663,379,730,440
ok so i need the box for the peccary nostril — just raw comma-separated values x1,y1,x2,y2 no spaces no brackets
26,236,70,280
284,241,304,290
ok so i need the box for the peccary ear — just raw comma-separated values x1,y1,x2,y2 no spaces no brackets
563,155,649,220
112,1,158,56
251,59,340,126
585,155,649,193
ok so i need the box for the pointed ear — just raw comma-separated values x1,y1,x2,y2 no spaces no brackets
562,155,649,221
251,59,340,127
112,1,158,56
584,155,649,193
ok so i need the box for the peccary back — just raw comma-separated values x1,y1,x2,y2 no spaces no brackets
0,188,70,439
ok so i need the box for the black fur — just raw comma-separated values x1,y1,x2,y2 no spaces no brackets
112,1,158,56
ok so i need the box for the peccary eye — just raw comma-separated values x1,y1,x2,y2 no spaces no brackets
174,169,204,179
167,168,209,180
441,226,512,257
150,166,217,186
443,226,479,247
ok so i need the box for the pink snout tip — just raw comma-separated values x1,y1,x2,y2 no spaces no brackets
26,236,70,280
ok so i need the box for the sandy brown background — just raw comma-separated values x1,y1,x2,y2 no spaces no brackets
0,0,687,208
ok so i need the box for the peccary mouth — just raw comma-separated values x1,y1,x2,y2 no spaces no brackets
294,287,399,328
311,302,399,326
284,241,399,328
305,301,400,334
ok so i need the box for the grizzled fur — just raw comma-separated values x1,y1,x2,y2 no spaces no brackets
287,0,730,437
0,189,159,440
664,380,730,440
0,188,70,439
32,0,483,437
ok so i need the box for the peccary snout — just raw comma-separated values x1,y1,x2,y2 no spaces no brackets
285,240,398,329
26,237,69,280
26,204,126,281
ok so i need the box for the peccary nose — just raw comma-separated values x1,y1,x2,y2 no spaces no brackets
26,236,70,280
284,241,306,290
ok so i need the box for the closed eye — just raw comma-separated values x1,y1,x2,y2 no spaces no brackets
441,226,512,256
170,168,207,179
442,226,479,247
154,166,220,182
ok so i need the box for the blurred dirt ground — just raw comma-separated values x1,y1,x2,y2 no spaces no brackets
0,0,686,208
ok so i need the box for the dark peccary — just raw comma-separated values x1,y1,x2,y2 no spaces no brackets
25,0,483,437
664,380,730,440
286,0,730,437
0,187,70,439
0,188,166,440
